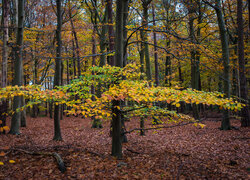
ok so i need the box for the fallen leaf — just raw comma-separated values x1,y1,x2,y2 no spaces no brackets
0,151,5,157
9,160,15,163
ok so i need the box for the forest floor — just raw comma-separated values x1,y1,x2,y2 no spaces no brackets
0,113,249,179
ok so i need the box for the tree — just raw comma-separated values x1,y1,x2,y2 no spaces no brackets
69,0,81,77
237,0,250,127
111,0,129,159
152,3,159,86
203,0,232,129
0,0,9,134
141,0,153,81
53,0,63,141
214,0,231,130
9,0,25,135
106,0,115,66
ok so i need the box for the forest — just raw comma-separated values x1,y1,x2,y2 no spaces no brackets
0,0,249,179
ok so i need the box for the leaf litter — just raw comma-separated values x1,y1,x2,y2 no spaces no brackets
0,113,249,179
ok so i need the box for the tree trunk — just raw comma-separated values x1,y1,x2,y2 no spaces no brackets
123,0,129,66
142,1,152,81
188,3,199,120
9,0,24,135
140,117,145,136
139,29,145,79
237,0,250,127
69,0,81,77
106,0,115,66
99,8,108,67
91,28,103,129
215,0,231,130
165,39,171,86
71,33,77,78
152,4,159,86
112,0,127,159
53,0,63,141
0,0,9,134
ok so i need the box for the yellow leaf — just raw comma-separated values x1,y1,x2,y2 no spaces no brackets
3,126,10,131
199,123,206,128
176,103,180,108
9,160,15,163
0,162,4,165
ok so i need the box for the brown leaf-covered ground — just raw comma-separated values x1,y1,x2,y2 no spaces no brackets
0,113,249,179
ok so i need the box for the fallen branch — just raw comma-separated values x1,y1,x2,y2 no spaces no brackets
123,122,193,135
126,148,140,154
123,118,206,135
12,148,66,173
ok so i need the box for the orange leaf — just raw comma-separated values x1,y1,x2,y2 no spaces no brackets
2,146,10,150
3,126,10,131
0,151,5,157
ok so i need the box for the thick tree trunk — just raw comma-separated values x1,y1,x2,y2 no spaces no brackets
53,0,63,141
237,0,250,127
215,0,231,130
188,7,200,120
111,0,128,159
9,0,24,135
0,0,9,134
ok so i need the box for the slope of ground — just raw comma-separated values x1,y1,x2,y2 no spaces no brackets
0,114,249,179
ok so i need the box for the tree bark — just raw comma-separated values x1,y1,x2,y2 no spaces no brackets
112,0,128,159
106,0,115,66
139,29,145,79
69,0,81,77
142,0,152,81
0,0,9,134
237,0,250,127
214,0,231,130
53,0,63,140
9,0,25,135
152,4,159,86
188,2,200,120
123,0,129,66
91,28,102,129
